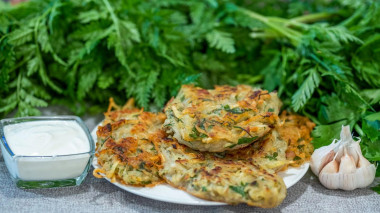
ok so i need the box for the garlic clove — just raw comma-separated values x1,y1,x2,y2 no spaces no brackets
346,141,361,166
310,149,336,175
355,164,376,188
357,151,371,168
319,160,339,189
339,173,356,191
339,148,356,174
320,159,339,173
319,173,340,190
310,142,338,175
334,145,344,163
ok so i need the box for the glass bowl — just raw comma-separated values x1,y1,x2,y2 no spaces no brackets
0,116,95,189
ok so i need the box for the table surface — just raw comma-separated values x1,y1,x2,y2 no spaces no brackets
1,107,379,213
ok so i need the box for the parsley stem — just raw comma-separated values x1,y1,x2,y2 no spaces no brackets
339,6,366,27
290,12,333,23
240,9,333,47
102,0,119,29
238,8,268,24
250,32,276,39
240,8,302,46
9,57,29,73
354,124,364,137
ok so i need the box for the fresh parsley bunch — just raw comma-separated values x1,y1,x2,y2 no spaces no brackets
0,0,379,191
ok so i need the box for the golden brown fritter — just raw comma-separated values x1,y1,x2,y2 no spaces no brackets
221,112,315,172
156,136,287,208
92,97,314,207
222,130,289,173
278,111,315,169
164,85,282,152
93,98,165,186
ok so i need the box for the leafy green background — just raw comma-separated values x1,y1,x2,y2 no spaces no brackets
0,0,379,190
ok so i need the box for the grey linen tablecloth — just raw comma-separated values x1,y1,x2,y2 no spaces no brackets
1,107,379,213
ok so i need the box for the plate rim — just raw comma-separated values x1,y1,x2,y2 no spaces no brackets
90,122,309,206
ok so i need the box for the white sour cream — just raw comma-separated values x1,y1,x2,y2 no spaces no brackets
2,120,92,181
4,120,90,156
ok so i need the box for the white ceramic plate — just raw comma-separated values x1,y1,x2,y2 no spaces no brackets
91,124,309,205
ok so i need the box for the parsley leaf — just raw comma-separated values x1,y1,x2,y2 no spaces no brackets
229,184,248,198
371,184,380,194
238,137,258,145
265,152,278,161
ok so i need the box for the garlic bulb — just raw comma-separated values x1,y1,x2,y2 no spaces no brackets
310,125,376,190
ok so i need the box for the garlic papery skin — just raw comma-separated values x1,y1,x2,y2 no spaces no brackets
310,125,376,190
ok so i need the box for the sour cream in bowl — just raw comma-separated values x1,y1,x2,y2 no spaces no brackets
0,116,95,188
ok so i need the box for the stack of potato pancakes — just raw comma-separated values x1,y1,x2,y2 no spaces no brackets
93,85,315,208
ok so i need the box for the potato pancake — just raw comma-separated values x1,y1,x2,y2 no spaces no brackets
221,112,315,172
93,98,165,186
156,136,287,208
222,130,289,173
92,98,314,207
164,85,282,152
278,112,315,169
